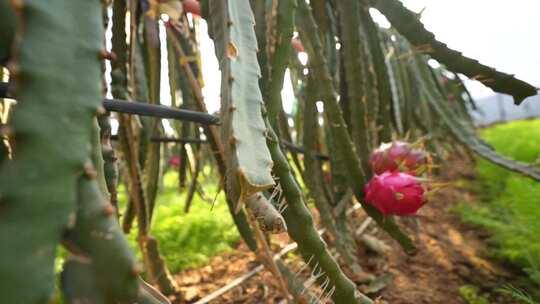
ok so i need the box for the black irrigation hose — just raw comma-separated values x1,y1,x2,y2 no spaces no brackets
281,141,330,161
103,99,220,125
0,81,9,98
109,134,331,161
110,135,207,144
0,82,220,125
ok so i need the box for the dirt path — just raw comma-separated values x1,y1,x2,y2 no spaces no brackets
171,158,520,304
378,159,515,303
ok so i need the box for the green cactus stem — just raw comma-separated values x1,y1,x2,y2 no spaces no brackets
302,74,337,237
0,0,106,302
61,258,103,304
208,0,275,212
303,74,363,273
265,0,296,130
358,1,395,143
111,0,176,294
296,0,415,253
372,0,538,104
250,0,269,93
336,0,372,171
246,208,292,301
0,0,15,64
97,113,119,216
264,116,373,304
275,261,318,303
141,17,162,222
184,141,202,213
61,258,168,304
380,31,405,135
383,30,415,133
62,176,156,303
309,0,339,82
166,26,193,191
142,236,178,296
112,0,149,237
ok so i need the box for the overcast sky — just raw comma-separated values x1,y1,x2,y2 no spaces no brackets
193,1,540,113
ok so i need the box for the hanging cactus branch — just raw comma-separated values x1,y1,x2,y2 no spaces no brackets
410,52,540,181
372,0,538,104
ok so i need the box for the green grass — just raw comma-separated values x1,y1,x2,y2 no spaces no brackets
119,169,240,273
456,119,540,285
459,285,489,304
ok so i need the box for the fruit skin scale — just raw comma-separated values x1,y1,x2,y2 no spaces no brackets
369,141,428,176
364,172,426,216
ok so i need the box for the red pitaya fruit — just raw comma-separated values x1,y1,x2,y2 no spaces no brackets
369,141,428,176
169,156,181,167
364,172,426,216
323,171,332,184
182,0,201,17
291,37,305,53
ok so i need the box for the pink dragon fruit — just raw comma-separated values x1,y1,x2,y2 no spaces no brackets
364,172,426,216
169,156,181,168
369,141,429,176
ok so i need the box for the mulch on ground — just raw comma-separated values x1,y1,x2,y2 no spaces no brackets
171,157,521,304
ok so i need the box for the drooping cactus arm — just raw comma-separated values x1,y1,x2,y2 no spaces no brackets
371,0,538,104
208,0,275,212
410,52,540,181
296,0,416,252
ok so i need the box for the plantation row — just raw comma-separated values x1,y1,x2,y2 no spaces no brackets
0,0,537,303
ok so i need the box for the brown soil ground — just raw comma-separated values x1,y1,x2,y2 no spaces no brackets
170,158,522,304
